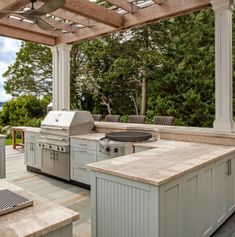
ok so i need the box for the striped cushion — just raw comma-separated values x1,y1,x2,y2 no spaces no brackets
153,116,175,125
128,115,146,124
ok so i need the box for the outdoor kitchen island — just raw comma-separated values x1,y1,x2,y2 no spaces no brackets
87,139,235,237
0,180,79,237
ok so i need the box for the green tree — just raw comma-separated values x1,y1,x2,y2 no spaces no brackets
0,95,49,126
3,42,52,97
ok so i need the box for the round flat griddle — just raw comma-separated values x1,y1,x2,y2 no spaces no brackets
105,131,152,142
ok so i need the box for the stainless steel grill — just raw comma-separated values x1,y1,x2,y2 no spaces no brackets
0,189,33,216
39,110,94,180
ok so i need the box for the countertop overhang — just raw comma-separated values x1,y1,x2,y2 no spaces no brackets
0,180,79,237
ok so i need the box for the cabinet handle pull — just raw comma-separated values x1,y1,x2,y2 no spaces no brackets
226,160,230,176
229,159,232,176
226,159,232,176
80,143,87,146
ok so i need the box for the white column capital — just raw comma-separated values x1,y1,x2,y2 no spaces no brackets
50,45,58,54
57,43,72,52
211,0,234,12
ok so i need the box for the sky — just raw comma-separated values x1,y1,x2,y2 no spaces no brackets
0,36,21,102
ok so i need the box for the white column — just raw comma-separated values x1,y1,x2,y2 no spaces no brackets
51,44,72,111
211,0,234,132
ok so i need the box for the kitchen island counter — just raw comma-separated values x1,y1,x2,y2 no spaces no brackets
88,139,235,185
89,139,235,237
0,180,79,237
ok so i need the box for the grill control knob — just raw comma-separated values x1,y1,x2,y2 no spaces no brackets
49,145,52,149
57,147,60,151
42,144,45,148
61,148,64,151
114,148,119,153
106,147,110,152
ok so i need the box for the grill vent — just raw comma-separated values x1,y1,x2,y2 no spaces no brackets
0,189,33,216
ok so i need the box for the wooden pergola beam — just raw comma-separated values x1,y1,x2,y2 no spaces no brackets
48,0,124,28
0,24,55,45
57,0,211,44
105,0,139,13
0,16,60,38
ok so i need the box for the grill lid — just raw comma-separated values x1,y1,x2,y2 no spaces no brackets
105,131,152,142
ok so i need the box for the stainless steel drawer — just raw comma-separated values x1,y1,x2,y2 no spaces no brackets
70,138,97,151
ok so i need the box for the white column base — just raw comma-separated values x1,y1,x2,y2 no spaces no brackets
213,119,234,132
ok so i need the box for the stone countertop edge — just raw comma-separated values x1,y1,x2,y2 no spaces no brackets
87,144,235,186
0,134,6,138
23,127,41,133
0,181,79,237
94,121,235,138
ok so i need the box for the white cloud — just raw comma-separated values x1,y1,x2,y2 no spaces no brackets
0,37,21,102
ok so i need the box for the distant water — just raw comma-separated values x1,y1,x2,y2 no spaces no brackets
0,106,2,111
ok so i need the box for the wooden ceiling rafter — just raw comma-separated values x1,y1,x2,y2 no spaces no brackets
105,0,139,13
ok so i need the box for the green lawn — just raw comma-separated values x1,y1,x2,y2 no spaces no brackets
5,138,22,145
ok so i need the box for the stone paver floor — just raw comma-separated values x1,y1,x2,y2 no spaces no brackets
5,146,91,237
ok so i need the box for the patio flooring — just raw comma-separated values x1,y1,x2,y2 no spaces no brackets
4,145,235,237
5,146,91,237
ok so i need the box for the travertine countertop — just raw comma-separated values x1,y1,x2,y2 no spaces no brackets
0,180,79,237
24,127,41,133
87,139,235,186
71,133,105,141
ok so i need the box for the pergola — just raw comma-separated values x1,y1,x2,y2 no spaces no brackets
0,0,233,132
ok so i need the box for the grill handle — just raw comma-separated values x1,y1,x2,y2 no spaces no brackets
41,126,65,131
41,136,65,141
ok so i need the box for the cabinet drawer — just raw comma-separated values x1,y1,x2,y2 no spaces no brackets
70,138,97,151
71,164,90,185
71,149,96,165
25,132,40,141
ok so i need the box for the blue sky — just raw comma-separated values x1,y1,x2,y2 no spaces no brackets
0,36,21,102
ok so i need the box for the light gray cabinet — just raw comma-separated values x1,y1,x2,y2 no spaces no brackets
91,154,235,237
0,138,5,178
70,138,97,185
24,131,41,169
